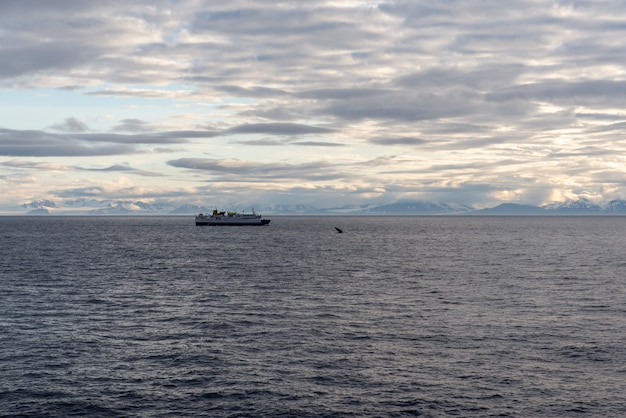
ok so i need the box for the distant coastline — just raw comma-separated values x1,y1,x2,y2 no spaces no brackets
8,198,626,216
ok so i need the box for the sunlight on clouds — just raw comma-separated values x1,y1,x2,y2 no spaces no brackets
489,189,527,203
537,103,566,114
1,173,46,200
110,16,164,45
2,160,72,171
174,29,232,47
89,87,194,99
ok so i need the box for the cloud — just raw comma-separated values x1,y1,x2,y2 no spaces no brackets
1,159,163,177
216,85,291,98
0,128,139,157
1,160,72,171
369,136,426,146
3,1,626,210
225,123,335,135
0,42,104,79
485,80,626,105
232,138,345,147
87,88,192,99
320,90,477,121
53,186,107,198
75,164,165,177
0,125,228,157
291,141,345,147
167,157,345,181
0,121,335,159
50,117,89,133
111,119,154,133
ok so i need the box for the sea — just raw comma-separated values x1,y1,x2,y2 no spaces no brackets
1,215,625,417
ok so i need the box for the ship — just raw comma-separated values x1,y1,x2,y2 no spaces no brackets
195,209,271,226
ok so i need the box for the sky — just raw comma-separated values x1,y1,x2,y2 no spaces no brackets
2,0,626,213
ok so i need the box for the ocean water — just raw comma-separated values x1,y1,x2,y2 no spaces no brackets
1,215,625,417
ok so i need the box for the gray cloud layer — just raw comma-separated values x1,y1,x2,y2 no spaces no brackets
2,1,626,209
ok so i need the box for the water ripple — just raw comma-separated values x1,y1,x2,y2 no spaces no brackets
1,216,626,416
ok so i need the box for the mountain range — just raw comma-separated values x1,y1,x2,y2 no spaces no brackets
16,198,626,215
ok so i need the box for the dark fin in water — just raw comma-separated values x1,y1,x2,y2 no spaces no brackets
335,227,343,233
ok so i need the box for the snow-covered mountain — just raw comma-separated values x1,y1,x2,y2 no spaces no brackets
264,203,319,214
471,203,547,215
603,199,626,213
22,199,57,209
15,198,626,215
169,204,213,215
363,201,474,214
81,200,175,215
479,199,626,214
542,198,603,213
